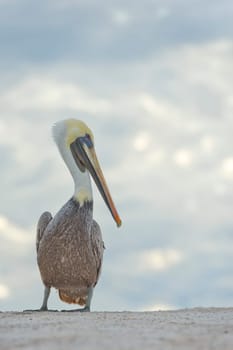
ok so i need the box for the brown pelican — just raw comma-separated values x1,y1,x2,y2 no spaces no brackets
36,119,121,312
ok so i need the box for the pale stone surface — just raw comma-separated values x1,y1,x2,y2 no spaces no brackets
0,308,232,350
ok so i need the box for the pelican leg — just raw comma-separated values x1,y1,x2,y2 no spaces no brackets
80,286,93,312
23,286,51,312
39,286,51,311
62,287,93,312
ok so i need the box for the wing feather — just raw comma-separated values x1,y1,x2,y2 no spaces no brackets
90,220,105,286
36,211,53,253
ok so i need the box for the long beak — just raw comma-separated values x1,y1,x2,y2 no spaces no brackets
71,139,122,227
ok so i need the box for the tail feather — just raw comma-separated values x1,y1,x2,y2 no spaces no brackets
59,290,86,306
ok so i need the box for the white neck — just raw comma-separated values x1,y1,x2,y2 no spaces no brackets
53,124,93,205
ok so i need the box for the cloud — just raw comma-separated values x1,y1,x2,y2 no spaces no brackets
0,77,111,114
133,131,151,152
0,216,33,245
0,0,232,311
2,39,232,230
0,215,37,309
144,303,175,311
0,284,10,299
173,149,194,168
221,157,233,180
0,0,232,65
111,9,132,26
139,249,183,272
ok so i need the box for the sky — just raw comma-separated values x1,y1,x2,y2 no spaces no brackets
0,0,233,311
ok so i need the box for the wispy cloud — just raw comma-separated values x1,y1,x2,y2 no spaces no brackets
0,77,111,114
0,216,33,245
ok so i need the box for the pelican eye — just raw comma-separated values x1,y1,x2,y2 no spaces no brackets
80,134,93,149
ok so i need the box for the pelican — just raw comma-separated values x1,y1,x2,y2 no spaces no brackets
36,119,121,312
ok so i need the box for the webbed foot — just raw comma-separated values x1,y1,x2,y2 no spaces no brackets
23,307,58,312
61,306,90,312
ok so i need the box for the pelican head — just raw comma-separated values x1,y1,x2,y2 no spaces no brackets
53,119,121,227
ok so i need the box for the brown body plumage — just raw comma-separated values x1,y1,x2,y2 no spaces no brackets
37,199,104,306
